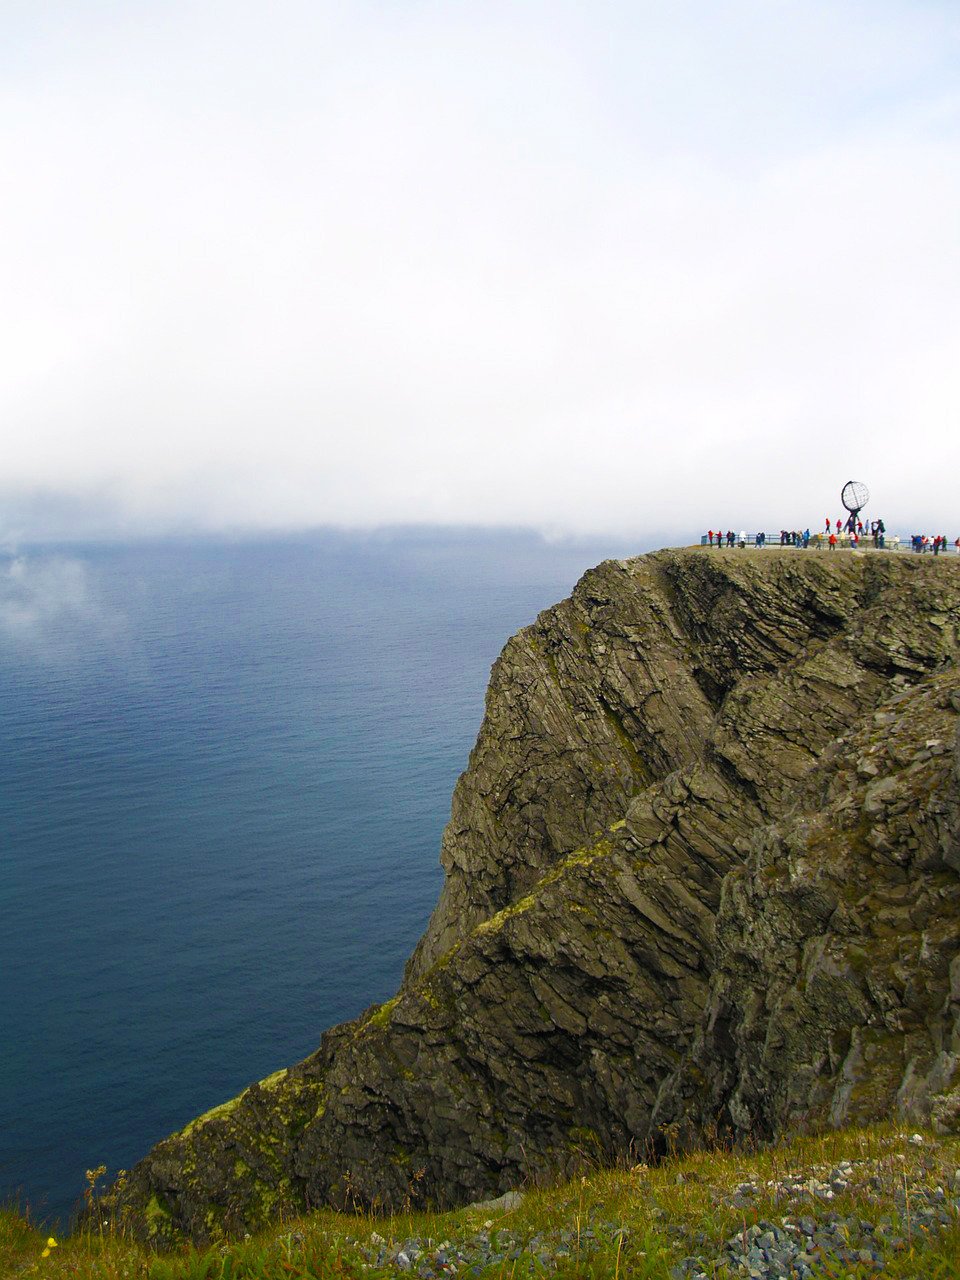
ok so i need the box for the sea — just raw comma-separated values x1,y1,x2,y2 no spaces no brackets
0,527,647,1226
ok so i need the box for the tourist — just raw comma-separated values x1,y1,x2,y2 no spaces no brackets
828,532,837,550
708,529,714,546
738,530,746,549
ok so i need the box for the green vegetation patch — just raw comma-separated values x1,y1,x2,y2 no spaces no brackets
179,1069,291,1139
473,834,617,940
6,1125,960,1279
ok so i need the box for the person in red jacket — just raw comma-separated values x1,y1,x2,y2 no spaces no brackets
828,532,837,550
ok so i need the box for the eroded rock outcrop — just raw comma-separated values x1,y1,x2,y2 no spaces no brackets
113,549,960,1243
655,668,960,1142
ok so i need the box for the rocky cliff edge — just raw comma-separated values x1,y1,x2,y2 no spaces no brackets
112,548,960,1243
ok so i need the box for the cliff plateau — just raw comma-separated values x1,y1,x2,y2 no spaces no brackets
114,548,960,1243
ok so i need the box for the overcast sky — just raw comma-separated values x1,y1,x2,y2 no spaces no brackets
2,0,959,541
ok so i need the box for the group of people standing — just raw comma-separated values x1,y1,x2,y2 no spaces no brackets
823,516,886,547
704,527,827,549
704,517,958,555
911,534,957,555
706,529,742,547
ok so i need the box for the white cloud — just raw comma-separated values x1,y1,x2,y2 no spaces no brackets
1,0,958,539
0,553,122,659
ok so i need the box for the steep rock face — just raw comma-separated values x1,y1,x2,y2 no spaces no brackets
114,550,960,1243
655,669,960,1141
408,549,951,975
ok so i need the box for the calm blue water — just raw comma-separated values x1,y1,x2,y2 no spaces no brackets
0,528,644,1225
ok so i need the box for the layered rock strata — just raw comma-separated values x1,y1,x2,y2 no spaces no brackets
114,549,960,1243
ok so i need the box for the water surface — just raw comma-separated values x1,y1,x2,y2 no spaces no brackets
0,528,645,1222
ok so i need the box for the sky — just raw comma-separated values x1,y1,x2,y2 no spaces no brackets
2,0,959,541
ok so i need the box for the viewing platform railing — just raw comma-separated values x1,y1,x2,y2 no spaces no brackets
697,534,953,552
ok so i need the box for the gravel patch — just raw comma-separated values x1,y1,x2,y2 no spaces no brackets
352,1216,631,1276
673,1150,960,1279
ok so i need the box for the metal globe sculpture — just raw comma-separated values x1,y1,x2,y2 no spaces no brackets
841,480,869,519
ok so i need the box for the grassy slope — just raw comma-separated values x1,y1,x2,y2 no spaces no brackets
4,1126,959,1279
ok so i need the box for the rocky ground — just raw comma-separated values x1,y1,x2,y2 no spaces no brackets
675,1140,959,1277
340,1134,960,1278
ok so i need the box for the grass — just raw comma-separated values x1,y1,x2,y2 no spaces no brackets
3,1125,959,1278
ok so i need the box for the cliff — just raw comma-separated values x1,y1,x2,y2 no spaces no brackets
113,548,960,1243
